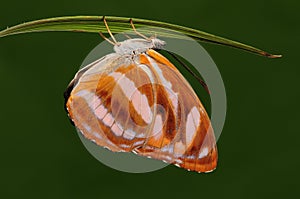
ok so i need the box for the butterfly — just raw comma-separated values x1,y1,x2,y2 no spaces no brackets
64,17,218,173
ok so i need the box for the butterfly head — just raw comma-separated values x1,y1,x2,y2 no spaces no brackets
114,38,166,55
151,38,166,50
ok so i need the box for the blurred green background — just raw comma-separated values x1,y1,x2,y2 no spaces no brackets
0,0,299,198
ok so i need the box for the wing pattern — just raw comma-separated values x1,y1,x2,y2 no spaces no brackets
65,49,217,172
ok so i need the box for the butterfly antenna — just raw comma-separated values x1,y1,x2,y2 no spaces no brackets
130,18,150,40
102,16,119,45
164,51,210,94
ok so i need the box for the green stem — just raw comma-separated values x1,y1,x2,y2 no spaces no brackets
0,16,281,58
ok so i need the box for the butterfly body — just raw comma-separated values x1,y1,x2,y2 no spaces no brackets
65,37,218,173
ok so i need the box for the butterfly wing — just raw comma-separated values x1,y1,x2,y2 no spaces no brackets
65,53,160,152
133,49,218,173
65,49,217,173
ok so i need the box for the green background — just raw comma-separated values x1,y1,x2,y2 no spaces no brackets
0,0,299,198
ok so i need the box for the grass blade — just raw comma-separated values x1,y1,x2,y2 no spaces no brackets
0,16,281,58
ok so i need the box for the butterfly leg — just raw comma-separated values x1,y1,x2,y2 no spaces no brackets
99,16,120,46
129,18,150,40
98,32,117,45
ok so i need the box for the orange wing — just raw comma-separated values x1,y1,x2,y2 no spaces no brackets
134,50,217,172
65,50,217,173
